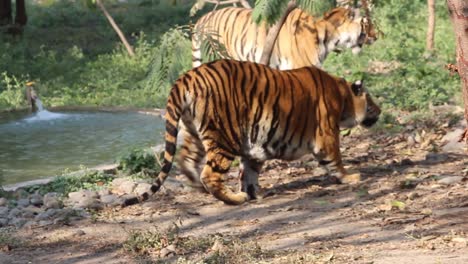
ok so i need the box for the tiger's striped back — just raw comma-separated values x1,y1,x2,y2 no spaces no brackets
150,59,380,205
192,7,376,69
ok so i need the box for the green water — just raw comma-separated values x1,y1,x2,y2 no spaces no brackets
0,110,165,184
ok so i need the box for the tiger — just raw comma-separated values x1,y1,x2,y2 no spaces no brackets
144,59,381,205
192,6,377,70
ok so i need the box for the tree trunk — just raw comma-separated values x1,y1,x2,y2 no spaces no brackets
446,0,468,142
259,0,296,65
95,0,135,57
15,0,27,25
0,0,12,26
426,0,435,51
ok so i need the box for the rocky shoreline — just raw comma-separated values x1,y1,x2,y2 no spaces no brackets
0,175,156,229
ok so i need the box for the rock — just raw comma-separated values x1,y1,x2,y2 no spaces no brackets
442,128,466,152
406,192,420,200
8,208,22,219
437,176,463,185
43,192,62,209
407,135,416,146
452,237,467,245
72,198,102,210
160,245,176,258
9,217,27,228
97,188,111,197
0,206,9,217
22,206,44,218
0,198,8,206
16,198,30,207
166,244,176,253
35,209,57,221
0,218,8,227
23,221,37,229
29,193,43,206
425,153,449,163
134,183,153,199
111,178,135,194
68,190,101,209
100,194,119,206
117,180,136,195
38,220,53,227
74,230,86,236
68,190,98,201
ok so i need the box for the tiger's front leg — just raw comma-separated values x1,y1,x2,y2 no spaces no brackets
239,158,264,200
314,133,361,184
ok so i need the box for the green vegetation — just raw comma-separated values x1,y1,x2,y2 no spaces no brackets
0,0,461,116
23,169,114,196
323,0,460,111
117,147,160,175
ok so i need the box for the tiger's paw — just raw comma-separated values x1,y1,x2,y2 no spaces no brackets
223,191,249,205
340,173,361,184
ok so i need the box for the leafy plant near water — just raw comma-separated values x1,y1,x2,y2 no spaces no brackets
117,148,159,175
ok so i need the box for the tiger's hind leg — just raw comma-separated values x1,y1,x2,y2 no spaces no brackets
200,143,248,205
177,129,206,191
239,158,263,200
177,114,206,191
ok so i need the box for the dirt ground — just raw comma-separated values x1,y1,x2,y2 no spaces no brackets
1,111,468,264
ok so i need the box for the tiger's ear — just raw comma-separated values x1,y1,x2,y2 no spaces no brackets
351,80,363,96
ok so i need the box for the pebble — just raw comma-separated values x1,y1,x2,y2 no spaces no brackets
35,209,57,220
16,198,30,208
0,198,8,206
0,218,8,227
0,206,9,217
43,192,62,209
100,194,119,206
74,229,86,236
425,153,449,163
437,176,463,185
9,217,27,228
118,180,137,195
29,193,43,206
8,208,22,219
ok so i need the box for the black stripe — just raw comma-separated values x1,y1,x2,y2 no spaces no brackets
165,141,176,155
166,120,178,137
161,160,173,173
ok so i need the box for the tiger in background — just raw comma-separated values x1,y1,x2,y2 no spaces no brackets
191,6,377,69
145,59,381,205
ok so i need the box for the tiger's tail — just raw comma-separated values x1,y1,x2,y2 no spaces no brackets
146,82,187,198
191,25,203,68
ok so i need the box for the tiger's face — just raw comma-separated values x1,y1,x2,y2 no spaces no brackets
325,8,377,54
339,80,381,129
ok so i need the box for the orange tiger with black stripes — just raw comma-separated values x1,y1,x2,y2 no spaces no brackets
145,59,381,205
192,6,376,69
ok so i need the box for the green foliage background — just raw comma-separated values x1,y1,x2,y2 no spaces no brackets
0,0,461,112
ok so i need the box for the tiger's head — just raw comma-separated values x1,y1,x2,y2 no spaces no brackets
339,80,381,129
323,7,377,54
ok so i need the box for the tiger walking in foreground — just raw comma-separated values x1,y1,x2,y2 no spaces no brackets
148,59,381,205
192,7,376,69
